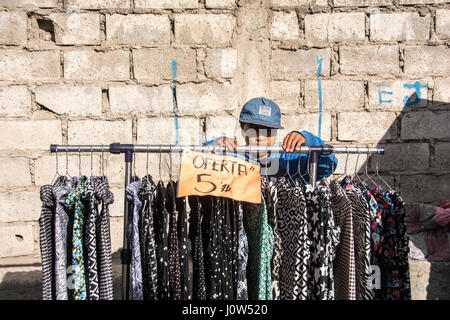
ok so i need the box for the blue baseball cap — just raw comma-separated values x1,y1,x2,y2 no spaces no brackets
239,97,284,129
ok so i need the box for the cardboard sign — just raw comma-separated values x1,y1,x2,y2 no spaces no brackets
177,150,261,204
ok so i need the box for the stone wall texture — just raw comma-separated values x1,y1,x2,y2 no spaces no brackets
0,0,449,300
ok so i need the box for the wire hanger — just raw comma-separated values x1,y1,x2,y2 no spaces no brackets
159,144,162,183
335,146,349,181
284,153,297,186
90,146,94,177
101,146,106,181
51,147,62,185
353,147,362,183
65,145,72,179
295,149,309,186
375,152,392,191
363,145,378,188
146,144,150,178
78,146,82,177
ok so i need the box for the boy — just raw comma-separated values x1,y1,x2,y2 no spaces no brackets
205,97,338,184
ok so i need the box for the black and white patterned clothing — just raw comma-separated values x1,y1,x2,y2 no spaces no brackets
139,175,159,300
236,202,248,300
305,184,340,300
176,191,191,300
326,179,357,300
39,185,55,300
83,183,100,300
167,181,182,300
341,176,372,300
188,196,206,300
275,177,307,300
126,180,144,300
154,181,170,299
52,176,77,300
95,177,114,300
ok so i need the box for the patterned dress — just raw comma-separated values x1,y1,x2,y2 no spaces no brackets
126,180,144,300
236,202,249,300
245,196,274,300
139,175,159,300
65,176,90,300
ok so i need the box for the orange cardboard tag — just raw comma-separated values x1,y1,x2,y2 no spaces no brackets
177,150,261,204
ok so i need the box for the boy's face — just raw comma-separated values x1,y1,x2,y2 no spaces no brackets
242,123,277,147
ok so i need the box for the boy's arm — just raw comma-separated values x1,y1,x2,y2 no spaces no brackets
280,130,338,182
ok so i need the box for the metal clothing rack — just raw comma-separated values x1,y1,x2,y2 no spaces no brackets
50,142,384,300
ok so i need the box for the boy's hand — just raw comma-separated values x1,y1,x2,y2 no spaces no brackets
216,137,238,151
283,131,306,152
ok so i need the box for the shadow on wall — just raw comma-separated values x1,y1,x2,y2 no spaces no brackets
348,93,449,300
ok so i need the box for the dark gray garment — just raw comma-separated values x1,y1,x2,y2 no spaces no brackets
39,185,55,300
52,176,78,300
95,177,114,300
126,180,144,300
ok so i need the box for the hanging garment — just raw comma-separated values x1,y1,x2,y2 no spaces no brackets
292,182,310,301
204,197,220,299
188,196,206,300
154,181,170,299
65,175,90,300
52,176,77,300
262,180,282,301
236,202,248,300
304,183,340,300
245,196,274,300
223,198,235,299
353,180,381,298
275,177,307,300
39,185,55,300
126,180,144,300
167,181,182,300
326,179,357,300
371,186,402,300
95,177,114,300
139,175,159,300
230,200,239,300
176,189,192,300
387,190,411,300
341,176,372,300
83,182,100,300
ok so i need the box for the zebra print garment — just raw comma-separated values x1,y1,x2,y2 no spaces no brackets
39,185,55,300
95,177,114,300
326,179,357,300
83,183,100,300
341,176,373,300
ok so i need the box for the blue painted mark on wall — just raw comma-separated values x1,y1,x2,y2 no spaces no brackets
403,81,428,106
317,55,323,139
376,84,393,104
171,59,179,145
376,81,428,106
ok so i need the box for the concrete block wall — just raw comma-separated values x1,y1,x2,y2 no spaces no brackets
0,0,448,299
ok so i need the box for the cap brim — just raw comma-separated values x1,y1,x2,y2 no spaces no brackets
239,118,284,129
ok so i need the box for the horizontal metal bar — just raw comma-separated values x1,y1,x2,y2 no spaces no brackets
50,144,110,153
51,143,385,155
